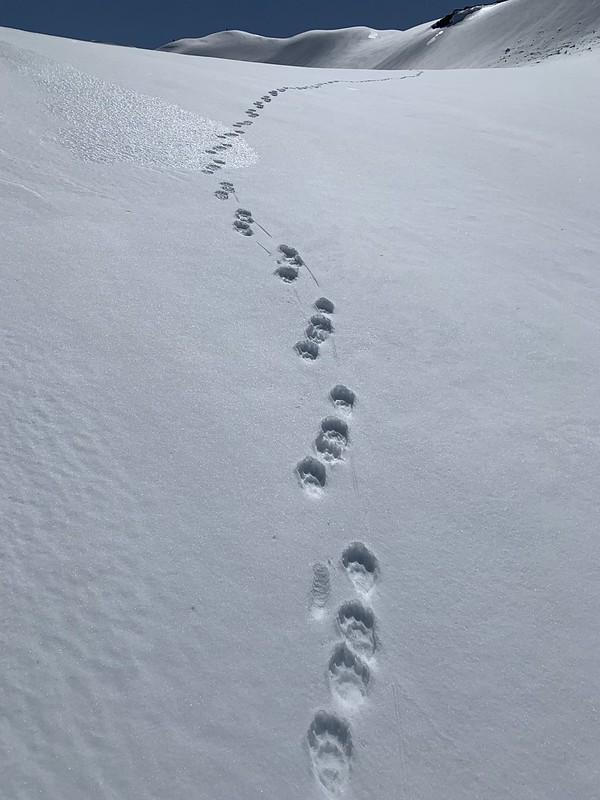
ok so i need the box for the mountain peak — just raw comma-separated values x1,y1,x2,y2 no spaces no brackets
159,0,600,69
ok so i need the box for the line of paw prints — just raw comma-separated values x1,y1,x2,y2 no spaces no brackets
235,74,413,128
274,244,303,282
201,132,241,174
200,71,423,797
214,181,236,201
296,385,355,495
206,73,422,175
232,207,254,237
308,542,379,795
295,297,335,361
230,207,272,238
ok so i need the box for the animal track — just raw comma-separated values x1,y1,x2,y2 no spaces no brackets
235,208,254,223
314,417,349,462
321,418,348,439
337,601,376,657
276,245,304,283
295,340,319,360
306,313,334,343
279,244,303,262
233,209,255,236
315,297,335,314
342,543,378,594
214,181,236,201
185,71,417,795
315,432,344,461
311,562,331,616
330,385,356,413
307,711,352,795
233,220,253,236
275,264,299,282
328,643,370,705
297,457,326,493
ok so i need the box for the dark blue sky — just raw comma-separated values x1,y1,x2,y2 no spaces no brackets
1,1,495,49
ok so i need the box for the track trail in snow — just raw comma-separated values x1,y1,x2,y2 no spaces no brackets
201,71,422,177
209,71,420,796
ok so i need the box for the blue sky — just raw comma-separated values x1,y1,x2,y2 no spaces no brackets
1,1,496,49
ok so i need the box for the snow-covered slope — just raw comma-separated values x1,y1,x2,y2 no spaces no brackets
2,19,600,800
160,0,600,68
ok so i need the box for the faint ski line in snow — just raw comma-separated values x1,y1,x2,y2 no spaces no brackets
0,177,44,199
255,220,272,238
302,261,320,287
256,241,272,256
392,683,412,800
350,453,361,499
331,335,340,365
292,288,305,314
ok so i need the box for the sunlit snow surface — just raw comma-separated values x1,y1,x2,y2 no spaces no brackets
0,41,256,169
161,0,600,69
1,11,600,800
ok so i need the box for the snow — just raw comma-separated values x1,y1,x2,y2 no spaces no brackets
1,9,600,800
160,0,600,69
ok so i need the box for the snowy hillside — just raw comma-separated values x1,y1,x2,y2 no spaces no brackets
2,14,600,800
160,0,600,69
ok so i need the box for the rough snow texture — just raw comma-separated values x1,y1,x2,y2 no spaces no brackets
160,0,600,69
1,41,256,170
2,7,600,800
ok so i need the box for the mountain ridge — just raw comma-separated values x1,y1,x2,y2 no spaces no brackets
159,0,600,69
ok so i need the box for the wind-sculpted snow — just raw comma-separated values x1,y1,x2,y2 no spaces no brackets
159,0,600,69
0,41,257,170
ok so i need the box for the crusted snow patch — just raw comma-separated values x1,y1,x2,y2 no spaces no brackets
0,41,257,170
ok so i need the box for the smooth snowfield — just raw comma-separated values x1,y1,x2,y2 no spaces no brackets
160,0,600,69
1,21,600,800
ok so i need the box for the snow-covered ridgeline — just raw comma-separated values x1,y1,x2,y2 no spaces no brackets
159,0,600,69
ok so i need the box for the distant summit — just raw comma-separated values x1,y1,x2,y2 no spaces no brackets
159,0,600,69
432,1,509,30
